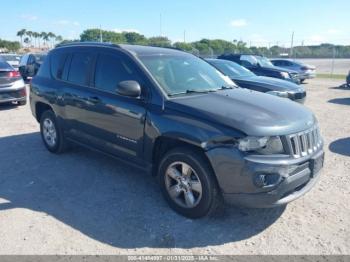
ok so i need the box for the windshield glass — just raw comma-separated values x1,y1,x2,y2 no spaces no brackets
255,56,274,67
210,60,255,78
139,54,235,96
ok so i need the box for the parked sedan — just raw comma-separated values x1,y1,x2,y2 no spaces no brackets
217,54,301,84
271,59,316,83
0,57,26,105
19,53,47,81
0,54,21,71
207,58,306,103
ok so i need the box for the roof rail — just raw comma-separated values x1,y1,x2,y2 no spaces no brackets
56,41,120,48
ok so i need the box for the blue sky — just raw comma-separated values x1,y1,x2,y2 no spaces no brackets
1,0,349,46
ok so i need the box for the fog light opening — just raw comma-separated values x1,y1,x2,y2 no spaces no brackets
254,173,281,188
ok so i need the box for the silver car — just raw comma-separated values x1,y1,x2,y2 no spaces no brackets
271,59,316,83
0,56,26,106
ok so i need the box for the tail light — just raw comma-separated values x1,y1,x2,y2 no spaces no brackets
8,71,21,78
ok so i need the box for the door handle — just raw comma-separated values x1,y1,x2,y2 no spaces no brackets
87,96,101,104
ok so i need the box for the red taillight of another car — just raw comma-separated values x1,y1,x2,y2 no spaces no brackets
8,71,21,78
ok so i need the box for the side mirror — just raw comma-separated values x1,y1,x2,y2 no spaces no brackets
116,80,141,98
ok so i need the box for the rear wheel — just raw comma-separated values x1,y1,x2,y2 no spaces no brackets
158,147,222,218
40,110,67,153
300,79,306,84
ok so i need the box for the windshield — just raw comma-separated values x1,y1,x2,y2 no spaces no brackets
210,60,255,78
139,54,235,96
255,56,274,67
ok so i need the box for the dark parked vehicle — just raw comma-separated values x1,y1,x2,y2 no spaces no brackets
30,43,324,218
19,53,47,81
206,59,306,103
347,71,350,87
218,54,301,84
271,59,316,83
0,56,26,105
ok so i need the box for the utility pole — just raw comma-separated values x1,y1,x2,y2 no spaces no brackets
100,25,103,43
290,31,295,58
183,30,186,43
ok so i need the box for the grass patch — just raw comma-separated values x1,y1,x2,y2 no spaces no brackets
317,73,347,79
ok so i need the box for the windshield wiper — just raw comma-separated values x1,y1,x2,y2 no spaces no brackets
217,85,236,90
169,89,217,96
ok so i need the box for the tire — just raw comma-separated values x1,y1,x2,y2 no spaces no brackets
158,147,222,218
18,100,27,106
40,110,67,153
300,79,306,84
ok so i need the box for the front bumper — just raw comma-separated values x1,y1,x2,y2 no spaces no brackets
206,146,324,208
0,85,26,104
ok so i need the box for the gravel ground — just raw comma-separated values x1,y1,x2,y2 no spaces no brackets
0,78,349,255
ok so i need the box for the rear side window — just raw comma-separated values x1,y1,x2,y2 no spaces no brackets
94,53,141,93
36,56,51,78
50,51,68,80
67,52,93,86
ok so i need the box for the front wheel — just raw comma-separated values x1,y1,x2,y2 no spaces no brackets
40,110,67,153
158,147,222,218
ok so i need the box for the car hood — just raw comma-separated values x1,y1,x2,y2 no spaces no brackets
166,88,315,137
233,75,305,92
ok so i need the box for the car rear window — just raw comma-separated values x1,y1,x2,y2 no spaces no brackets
67,52,93,86
0,58,12,70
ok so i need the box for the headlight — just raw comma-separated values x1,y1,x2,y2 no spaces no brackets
280,72,290,79
266,90,289,98
238,136,284,154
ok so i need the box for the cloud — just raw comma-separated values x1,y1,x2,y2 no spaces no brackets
229,19,247,27
113,28,140,33
56,20,80,26
20,14,38,21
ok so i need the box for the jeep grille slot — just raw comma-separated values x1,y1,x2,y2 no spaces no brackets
286,125,322,158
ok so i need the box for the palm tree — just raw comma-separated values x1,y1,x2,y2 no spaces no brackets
26,31,33,47
41,32,49,47
47,32,56,48
33,32,40,48
16,29,26,47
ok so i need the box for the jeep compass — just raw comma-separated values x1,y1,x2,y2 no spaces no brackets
30,43,324,218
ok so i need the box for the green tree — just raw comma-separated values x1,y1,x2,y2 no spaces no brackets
173,42,193,51
123,32,147,44
147,36,171,47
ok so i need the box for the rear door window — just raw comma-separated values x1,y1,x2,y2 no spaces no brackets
67,52,93,86
50,51,68,80
94,53,142,93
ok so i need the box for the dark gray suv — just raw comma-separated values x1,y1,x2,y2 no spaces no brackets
30,43,324,218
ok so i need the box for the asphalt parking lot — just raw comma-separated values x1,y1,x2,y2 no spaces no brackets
0,78,349,255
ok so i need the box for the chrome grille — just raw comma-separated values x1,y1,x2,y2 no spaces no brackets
285,125,322,158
